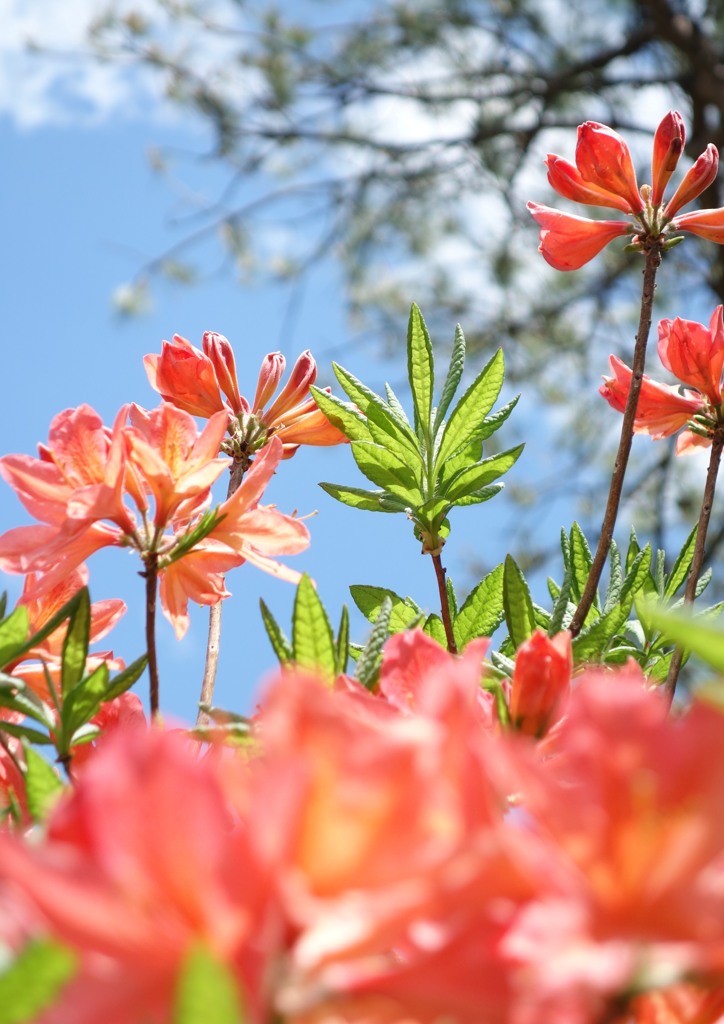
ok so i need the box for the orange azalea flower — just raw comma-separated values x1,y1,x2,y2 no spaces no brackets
145,332,346,463
600,354,704,452
528,113,723,270
0,726,283,1024
158,438,310,637
509,629,572,738
601,307,724,454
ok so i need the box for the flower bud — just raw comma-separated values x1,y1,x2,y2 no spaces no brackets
264,350,317,422
252,352,286,413
509,630,572,738
651,111,685,205
202,331,244,415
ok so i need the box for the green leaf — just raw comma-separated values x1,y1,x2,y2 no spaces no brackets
318,482,397,513
435,349,505,467
61,588,91,697
602,540,623,614
569,523,598,613
310,387,370,442
0,606,30,670
0,940,76,1024
260,599,293,665
646,605,724,672
502,555,536,650
0,593,7,621
292,575,336,680
0,722,54,746
335,605,350,676
442,445,524,503
163,508,225,567
349,585,422,633
350,441,422,502
103,655,148,703
572,603,632,663
422,613,447,647
174,943,244,1024
61,663,110,737
407,302,434,436
23,745,64,823
451,484,503,507
0,684,56,728
355,597,392,690
446,576,458,620
453,563,505,648
333,364,420,463
433,322,466,434
664,524,698,599
476,395,520,444
384,383,411,427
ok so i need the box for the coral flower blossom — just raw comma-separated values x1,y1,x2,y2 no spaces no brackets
600,306,724,454
529,112,723,270
509,629,572,738
0,726,283,1024
145,332,346,460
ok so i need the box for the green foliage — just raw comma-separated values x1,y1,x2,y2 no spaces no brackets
261,580,351,680
0,588,146,767
174,943,245,1024
23,745,64,823
315,304,521,554
0,940,75,1024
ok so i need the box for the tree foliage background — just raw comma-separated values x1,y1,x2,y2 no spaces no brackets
82,0,724,575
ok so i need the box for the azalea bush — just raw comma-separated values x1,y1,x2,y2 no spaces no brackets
3,112,724,1024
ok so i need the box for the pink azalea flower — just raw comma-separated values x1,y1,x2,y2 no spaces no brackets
0,726,283,1024
509,630,572,738
528,113,724,270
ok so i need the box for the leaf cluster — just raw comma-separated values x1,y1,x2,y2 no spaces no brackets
315,303,522,554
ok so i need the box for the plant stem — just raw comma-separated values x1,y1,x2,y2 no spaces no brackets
196,458,246,725
569,246,662,637
432,552,457,654
664,430,724,703
144,550,161,717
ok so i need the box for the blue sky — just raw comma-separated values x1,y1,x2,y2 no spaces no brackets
0,1,571,722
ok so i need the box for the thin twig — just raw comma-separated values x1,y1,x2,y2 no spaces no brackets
569,245,662,636
144,551,161,717
432,552,458,654
664,430,724,703
196,458,247,725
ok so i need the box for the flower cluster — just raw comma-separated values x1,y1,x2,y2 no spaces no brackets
145,332,346,464
529,112,724,270
3,639,724,1024
601,306,724,454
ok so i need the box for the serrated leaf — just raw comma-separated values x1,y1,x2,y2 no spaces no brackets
292,575,336,681
433,322,466,434
664,524,698,600
502,555,536,650
621,545,652,604
407,302,434,436
318,482,395,512
335,605,350,676
349,585,422,633
0,939,75,1024
603,540,623,614
442,445,524,503
260,599,293,665
350,441,422,502
569,523,598,613
23,745,64,823
0,606,30,670
549,561,573,635
451,484,503,507
333,364,420,462
61,588,91,697
435,349,505,467
476,395,520,444
174,943,244,1024
654,548,666,597
453,564,505,648
446,577,458,620
572,603,632,662
103,655,148,703
355,598,392,690
422,613,447,647
310,387,370,442
384,383,411,426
